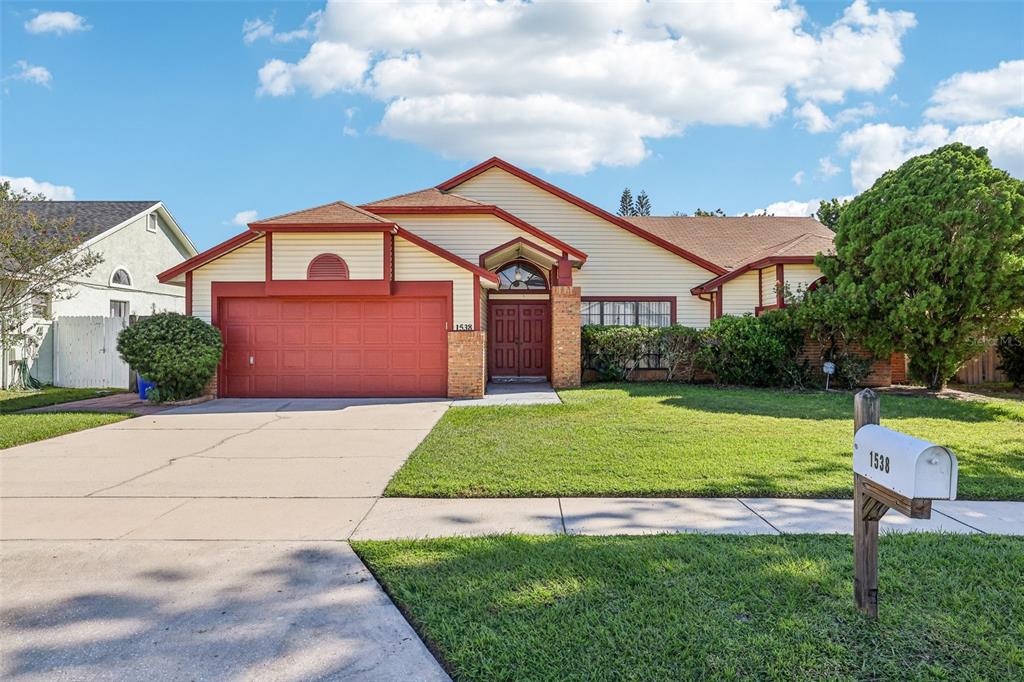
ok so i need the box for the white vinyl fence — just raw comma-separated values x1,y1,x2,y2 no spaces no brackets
46,316,130,388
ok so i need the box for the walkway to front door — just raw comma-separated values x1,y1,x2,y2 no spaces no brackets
489,301,549,379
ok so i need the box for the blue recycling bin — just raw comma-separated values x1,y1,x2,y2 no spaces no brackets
138,376,156,400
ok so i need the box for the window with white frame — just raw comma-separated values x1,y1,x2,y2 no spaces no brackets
110,300,129,318
111,268,132,287
147,213,158,233
30,293,50,318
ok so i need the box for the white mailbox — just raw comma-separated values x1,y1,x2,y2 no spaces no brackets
853,424,958,500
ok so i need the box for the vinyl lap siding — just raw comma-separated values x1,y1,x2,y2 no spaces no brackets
191,238,265,322
394,236,475,327
391,214,562,263
451,168,716,327
272,232,383,280
785,263,823,296
722,270,759,316
759,267,776,307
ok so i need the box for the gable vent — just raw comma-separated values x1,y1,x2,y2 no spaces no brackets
307,254,350,280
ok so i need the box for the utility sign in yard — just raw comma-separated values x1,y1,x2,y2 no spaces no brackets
852,389,960,618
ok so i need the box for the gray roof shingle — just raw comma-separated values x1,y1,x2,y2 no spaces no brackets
14,201,159,242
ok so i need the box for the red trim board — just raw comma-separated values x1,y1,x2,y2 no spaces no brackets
247,223,397,233
395,228,500,284
478,236,562,267
436,157,725,275
690,255,816,295
158,230,262,283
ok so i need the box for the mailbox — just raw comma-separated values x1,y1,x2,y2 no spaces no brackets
853,424,958,500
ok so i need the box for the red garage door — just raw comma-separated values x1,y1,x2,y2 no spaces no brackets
219,296,448,398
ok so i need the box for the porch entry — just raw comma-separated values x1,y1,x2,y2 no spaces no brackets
488,301,549,379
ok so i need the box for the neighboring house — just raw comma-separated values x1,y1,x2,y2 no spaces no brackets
2,201,197,388
158,157,833,399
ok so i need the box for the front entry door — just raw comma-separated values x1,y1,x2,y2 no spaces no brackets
489,301,549,378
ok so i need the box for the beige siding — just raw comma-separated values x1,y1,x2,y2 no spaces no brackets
394,236,475,327
785,263,823,297
479,286,488,332
722,270,759,317
452,168,717,327
272,232,383,280
759,267,776,307
191,238,265,322
391,214,562,264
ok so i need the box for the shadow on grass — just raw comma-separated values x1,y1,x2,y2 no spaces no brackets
356,533,1024,681
571,382,1022,423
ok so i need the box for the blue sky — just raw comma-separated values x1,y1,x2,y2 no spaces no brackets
3,1,1022,250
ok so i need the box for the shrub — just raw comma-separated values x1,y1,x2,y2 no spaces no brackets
996,321,1024,388
117,313,222,401
794,284,872,389
697,312,807,387
658,325,704,381
581,325,659,380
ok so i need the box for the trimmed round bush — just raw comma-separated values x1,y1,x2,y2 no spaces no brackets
117,313,222,401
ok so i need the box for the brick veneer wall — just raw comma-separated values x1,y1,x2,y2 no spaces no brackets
204,372,218,399
551,286,582,389
447,330,486,398
798,334,892,387
890,352,908,384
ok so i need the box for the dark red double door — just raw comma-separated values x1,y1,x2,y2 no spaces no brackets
489,301,549,378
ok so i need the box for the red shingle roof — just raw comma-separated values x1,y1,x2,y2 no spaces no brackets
626,216,833,270
251,201,390,226
363,187,485,208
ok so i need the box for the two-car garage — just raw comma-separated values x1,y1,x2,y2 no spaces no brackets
219,295,449,398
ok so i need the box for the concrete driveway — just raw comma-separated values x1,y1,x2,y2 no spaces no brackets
1,398,451,680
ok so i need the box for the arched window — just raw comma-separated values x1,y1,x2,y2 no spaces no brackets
307,253,350,280
496,261,547,290
110,268,132,287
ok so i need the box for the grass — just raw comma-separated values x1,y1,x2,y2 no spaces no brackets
0,412,130,449
0,386,125,413
355,533,1024,681
386,383,1024,499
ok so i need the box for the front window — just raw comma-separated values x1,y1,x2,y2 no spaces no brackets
31,293,50,318
496,261,547,290
110,300,129,318
580,300,671,327
581,299,672,369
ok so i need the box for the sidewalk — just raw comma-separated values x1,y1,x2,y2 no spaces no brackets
349,497,1024,540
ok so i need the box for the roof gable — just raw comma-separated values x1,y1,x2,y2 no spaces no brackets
15,201,158,244
438,157,726,275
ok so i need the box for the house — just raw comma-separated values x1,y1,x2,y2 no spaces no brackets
2,201,198,388
157,157,834,399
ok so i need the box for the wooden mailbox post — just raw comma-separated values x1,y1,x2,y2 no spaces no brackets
852,389,959,618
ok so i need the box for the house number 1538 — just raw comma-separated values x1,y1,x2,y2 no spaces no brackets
869,450,891,474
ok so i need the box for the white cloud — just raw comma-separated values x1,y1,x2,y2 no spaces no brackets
818,156,841,178
757,199,821,217
243,11,321,45
10,60,52,87
795,102,832,133
925,60,1024,123
839,117,1024,190
257,0,916,173
792,170,805,185
231,210,258,226
25,11,89,35
242,17,274,45
1,175,75,200
795,101,876,133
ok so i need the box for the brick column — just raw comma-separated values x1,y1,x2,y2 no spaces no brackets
550,286,581,389
203,372,219,399
447,331,486,399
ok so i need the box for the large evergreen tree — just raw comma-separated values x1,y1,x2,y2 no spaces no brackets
635,190,652,216
815,197,849,230
817,143,1024,389
617,188,635,217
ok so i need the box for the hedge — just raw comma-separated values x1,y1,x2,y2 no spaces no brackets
117,313,222,401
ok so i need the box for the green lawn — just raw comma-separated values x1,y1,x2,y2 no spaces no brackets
0,412,131,449
355,534,1024,681
0,386,124,413
386,383,1024,499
